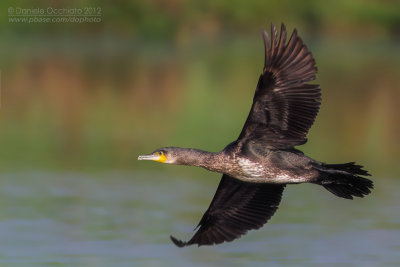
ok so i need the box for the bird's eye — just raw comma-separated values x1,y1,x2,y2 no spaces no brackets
156,151,164,156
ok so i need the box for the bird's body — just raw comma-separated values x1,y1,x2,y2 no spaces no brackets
225,142,318,183
138,23,373,247
160,144,319,184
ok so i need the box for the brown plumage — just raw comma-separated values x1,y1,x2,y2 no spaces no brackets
238,23,321,148
138,23,373,247
171,175,285,247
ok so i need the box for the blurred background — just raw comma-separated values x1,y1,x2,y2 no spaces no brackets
0,0,400,265
1,0,399,174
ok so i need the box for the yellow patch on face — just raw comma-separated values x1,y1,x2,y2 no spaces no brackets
154,151,167,163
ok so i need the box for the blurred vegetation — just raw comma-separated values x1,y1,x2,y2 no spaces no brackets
0,0,399,176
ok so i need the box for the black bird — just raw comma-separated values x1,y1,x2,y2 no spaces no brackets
138,23,373,247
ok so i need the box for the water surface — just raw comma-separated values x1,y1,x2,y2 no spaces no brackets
0,171,399,266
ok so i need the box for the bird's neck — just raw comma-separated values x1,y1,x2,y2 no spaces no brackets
176,148,226,173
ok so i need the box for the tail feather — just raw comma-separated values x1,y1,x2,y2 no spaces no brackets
314,162,373,199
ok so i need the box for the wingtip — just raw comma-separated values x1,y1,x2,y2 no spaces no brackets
170,235,187,248
270,23,277,35
262,28,269,41
291,28,298,38
262,29,270,69
280,23,286,33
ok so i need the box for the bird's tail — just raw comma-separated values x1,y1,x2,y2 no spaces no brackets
313,162,373,199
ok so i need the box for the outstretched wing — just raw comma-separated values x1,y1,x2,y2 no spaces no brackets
170,175,285,247
238,23,321,149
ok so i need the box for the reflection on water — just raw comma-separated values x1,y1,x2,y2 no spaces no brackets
0,171,399,266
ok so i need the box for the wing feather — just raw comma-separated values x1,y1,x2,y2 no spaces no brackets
238,23,321,148
170,175,285,247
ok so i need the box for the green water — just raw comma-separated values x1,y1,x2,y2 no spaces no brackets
0,171,398,266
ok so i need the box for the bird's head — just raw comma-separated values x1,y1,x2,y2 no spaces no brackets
138,147,179,164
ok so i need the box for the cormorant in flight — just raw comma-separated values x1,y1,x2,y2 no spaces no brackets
138,23,373,247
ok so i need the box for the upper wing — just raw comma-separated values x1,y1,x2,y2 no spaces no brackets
170,175,285,247
238,23,321,149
